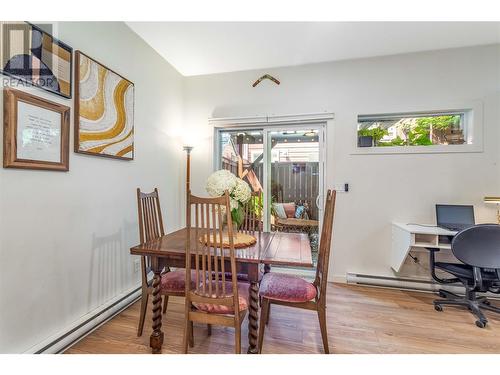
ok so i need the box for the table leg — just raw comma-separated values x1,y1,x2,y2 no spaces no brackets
247,281,259,354
150,256,164,354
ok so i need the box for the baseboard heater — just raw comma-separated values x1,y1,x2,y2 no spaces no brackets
346,272,447,291
26,286,142,354
346,273,500,299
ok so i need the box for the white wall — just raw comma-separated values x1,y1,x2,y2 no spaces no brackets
0,22,185,353
183,44,500,281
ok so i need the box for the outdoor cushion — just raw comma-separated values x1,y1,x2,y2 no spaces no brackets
259,273,317,303
160,269,197,293
282,202,296,218
295,205,305,219
193,281,249,314
272,203,287,219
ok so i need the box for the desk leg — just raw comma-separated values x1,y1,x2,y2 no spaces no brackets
247,280,259,354
150,256,164,354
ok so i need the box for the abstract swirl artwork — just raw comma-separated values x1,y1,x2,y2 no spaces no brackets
74,51,134,160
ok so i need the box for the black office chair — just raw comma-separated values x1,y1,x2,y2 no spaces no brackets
429,224,500,328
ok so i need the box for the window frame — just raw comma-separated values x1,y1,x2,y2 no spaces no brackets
351,102,483,155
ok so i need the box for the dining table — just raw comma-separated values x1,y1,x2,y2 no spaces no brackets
130,227,313,354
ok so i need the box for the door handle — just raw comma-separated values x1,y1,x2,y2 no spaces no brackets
316,195,323,209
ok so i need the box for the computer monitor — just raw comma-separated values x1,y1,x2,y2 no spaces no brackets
436,204,475,231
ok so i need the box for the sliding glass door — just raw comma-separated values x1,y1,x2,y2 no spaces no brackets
216,124,325,265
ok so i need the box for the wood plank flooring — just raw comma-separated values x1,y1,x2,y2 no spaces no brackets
65,283,500,354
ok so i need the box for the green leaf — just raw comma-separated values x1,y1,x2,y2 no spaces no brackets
231,207,244,227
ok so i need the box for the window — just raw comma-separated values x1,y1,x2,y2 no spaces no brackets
357,111,471,148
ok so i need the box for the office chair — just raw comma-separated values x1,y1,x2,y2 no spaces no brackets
429,224,500,328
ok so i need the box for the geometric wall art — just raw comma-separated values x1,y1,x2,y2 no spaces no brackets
0,22,73,98
74,50,134,160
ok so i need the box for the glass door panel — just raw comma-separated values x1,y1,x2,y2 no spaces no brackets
268,128,321,265
218,129,266,227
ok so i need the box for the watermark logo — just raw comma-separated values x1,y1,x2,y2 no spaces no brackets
0,21,59,90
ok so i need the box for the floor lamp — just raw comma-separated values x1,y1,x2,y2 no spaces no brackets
183,146,193,227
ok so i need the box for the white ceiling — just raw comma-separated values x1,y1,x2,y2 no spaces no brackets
127,22,500,76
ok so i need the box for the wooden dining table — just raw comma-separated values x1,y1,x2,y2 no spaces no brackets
130,227,313,354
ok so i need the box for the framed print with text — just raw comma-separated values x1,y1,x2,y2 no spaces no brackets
3,88,70,171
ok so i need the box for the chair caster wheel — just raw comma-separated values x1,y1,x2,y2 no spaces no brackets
483,300,491,306
434,304,443,312
475,320,487,328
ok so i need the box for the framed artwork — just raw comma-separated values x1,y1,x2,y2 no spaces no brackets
74,51,135,160
3,88,70,171
0,22,73,99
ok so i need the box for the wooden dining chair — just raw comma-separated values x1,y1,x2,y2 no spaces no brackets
240,190,263,234
183,191,249,354
136,188,195,337
257,189,337,354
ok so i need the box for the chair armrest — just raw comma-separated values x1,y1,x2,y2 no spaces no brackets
425,247,460,284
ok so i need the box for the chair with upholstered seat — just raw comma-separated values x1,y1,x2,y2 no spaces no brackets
183,191,248,354
258,190,336,354
136,188,195,336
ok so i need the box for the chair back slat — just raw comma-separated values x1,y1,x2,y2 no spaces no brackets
240,190,263,233
186,191,240,310
314,190,337,305
136,188,165,286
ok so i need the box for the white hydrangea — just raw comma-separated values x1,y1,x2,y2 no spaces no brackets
232,178,251,204
206,169,237,197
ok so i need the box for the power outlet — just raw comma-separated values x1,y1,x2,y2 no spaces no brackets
133,259,141,273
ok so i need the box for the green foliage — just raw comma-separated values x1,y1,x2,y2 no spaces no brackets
359,115,461,148
357,127,388,144
408,122,432,145
378,136,405,147
249,192,263,216
231,205,244,228
415,115,460,130
357,128,373,137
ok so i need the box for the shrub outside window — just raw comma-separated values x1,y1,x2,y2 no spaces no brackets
357,112,469,148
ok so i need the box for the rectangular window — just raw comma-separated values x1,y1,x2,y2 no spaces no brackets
357,111,470,148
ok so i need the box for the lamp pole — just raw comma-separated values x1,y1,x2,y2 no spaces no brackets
183,146,193,193
183,146,193,228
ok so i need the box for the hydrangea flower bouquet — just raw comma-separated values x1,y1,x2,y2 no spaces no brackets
205,169,251,229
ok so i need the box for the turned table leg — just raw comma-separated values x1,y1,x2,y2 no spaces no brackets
150,256,164,354
247,280,260,354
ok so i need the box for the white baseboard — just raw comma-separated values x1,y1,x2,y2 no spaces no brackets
346,273,500,298
25,284,142,354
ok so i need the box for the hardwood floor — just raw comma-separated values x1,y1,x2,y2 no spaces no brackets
65,283,500,354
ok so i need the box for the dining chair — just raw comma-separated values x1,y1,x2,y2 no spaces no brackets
257,189,337,354
136,188,195,337
240,190,263,234
183,191,249,354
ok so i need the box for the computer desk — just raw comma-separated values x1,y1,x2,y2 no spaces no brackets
391,222,457,272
